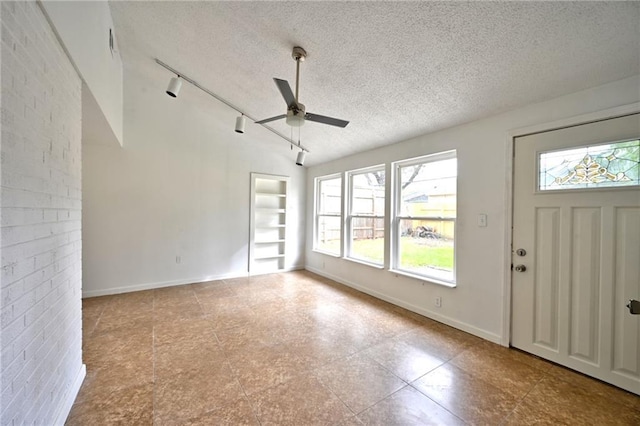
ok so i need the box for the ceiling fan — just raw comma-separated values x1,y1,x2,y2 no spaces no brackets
256,47,349,128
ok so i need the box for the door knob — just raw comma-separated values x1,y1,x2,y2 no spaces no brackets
627,299,640,315
516,248,527,257
514,264,527,272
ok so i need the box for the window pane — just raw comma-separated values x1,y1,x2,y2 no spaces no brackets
399,158,457,218
318,178,342,214
317,215,341,255
393,152,457,284
398,218,454,282
351,172,385,215
350,217,384,264
539,139,640,190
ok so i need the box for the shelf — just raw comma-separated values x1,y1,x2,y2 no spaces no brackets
251,173,289,274
254,254,285,260
256,192,286,197
255,208,286,213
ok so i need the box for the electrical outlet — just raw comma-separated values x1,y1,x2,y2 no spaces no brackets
435,296,442,308
478,213,488,227
176,256,181,264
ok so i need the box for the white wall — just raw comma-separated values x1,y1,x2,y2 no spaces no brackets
82,65,306,297
40,0,123,147
306,75,640,344
1,2,84,424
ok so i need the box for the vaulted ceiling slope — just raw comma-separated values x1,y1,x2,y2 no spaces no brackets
110,1,640,166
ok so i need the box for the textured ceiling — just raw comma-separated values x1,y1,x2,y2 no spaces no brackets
110,1,640,166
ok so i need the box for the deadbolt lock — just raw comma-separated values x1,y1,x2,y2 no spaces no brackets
627,299,640,315
514,264,527,272
516,248,527,257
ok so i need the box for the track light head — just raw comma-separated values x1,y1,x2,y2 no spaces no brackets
235,114,246,134
166,76,182,98
296,150,306,167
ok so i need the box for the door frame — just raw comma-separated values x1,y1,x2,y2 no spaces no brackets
503,102,640,347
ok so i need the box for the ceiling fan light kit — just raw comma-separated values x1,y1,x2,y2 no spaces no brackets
286,103,305,127
256,46,349,129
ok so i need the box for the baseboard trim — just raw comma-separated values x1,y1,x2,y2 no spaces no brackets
82,265,305,298
306,266,503,345
53,363,86,425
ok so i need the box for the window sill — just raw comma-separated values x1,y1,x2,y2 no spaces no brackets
389,269,457,288
312,249,342,258
345,257,384,269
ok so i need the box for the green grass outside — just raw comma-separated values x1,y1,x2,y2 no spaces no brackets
319,237,454,270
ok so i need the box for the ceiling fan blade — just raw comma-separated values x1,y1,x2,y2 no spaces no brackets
305,112,349,128
255,114,287,124
274,78,297,109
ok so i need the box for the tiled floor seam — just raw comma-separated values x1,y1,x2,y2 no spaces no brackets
232,364,264,425
405,381,465,424
448,344,542,398
313,371,360,418
406,359,482,423
358,350,411,385
496,371,548,426
86,298,108,338
361,384,467,425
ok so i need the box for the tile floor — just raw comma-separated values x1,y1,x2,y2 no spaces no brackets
67,271,640,425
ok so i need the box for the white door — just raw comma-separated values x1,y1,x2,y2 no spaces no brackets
512,113,640,395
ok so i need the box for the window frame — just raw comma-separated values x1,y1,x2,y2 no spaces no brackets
346,165,386,266
313,173,343,257
391,150,458,286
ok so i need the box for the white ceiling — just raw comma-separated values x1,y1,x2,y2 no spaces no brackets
109,1,640,166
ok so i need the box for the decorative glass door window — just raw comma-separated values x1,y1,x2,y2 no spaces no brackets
539,139,639,191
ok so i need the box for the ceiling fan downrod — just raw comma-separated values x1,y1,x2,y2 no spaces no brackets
292,46,306,104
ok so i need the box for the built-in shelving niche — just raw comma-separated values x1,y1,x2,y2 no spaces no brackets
249,173,289,275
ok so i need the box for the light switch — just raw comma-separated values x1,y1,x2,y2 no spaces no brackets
478,213,487,227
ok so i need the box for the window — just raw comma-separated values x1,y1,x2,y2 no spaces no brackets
347,166,385,265
539,139,640,191
315,175,342,256
392,151,457,284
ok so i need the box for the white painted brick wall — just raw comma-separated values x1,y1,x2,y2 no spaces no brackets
1,1,83,425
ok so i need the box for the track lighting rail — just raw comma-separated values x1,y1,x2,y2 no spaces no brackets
155,58,309,153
